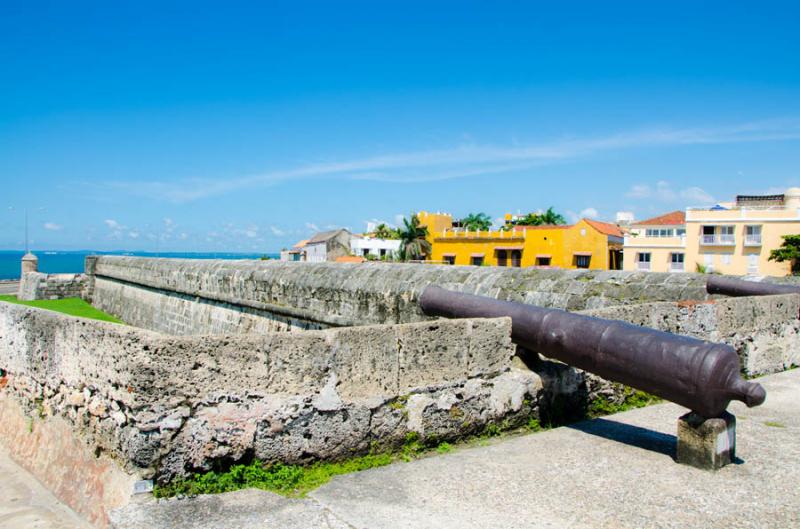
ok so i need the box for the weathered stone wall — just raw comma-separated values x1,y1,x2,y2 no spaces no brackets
0,302,539,487
580,293,800,376
88,256,710,334
17,271,87,301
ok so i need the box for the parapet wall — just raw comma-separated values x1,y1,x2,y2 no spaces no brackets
0,302,538,489
581,294,800,376
17,271,87,301
88,256,710,334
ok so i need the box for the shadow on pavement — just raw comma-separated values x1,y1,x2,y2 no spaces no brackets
566,417,677,459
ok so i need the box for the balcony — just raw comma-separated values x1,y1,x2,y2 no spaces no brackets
670,262,685,272
744,235,762,246
636,262,651,271
700,234,735,246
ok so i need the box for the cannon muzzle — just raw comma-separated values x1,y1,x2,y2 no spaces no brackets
707,276,800,297
420,285,765,418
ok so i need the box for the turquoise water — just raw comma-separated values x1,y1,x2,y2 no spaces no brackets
0,251,278,280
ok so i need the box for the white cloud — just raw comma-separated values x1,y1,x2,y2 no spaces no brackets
579,207,599,219
625,181,714,206
179,232,188,240
305,222,319,232
128,231,140,239
269,226,285,236
43,222,62,231
104,219,123,230
106,118,800,203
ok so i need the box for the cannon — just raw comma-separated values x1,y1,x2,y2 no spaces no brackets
707,276,800,297
419,286,765,418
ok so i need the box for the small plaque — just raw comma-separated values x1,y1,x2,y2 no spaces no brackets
133,480,154,494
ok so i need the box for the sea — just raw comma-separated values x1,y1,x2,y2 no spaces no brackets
0,250,279,281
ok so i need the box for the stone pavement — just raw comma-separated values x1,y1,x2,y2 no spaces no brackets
110,368,800,529
0,281,19,295
0,444,92,529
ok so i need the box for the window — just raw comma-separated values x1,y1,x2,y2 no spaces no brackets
722,254,732,265
443,255,455,265
748,254,759,274
380,249,387,257
471,256,484,266
576,255,591,269
497,250,507,267
676,228,686,237
670,253,684,271
510,250,522,267
362,249,370,257
745,225,762,246
720,225,735,244
637,252,651,271
536,257,551,266
703,253,714,272
646,228,675,238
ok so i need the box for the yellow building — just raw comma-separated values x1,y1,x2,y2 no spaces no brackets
684,188,800,276
417,211,623,270
623,211,687,273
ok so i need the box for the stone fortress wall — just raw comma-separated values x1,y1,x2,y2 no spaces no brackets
17,271,87,301
87,256,711,334
0,300,539,524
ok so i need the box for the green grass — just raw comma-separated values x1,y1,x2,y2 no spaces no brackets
154,454,394,499
587,385,661,419
0,295,123,324
764,421,786,428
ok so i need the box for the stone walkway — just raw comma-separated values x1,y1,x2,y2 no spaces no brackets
0,445,92,529
110,369,800,529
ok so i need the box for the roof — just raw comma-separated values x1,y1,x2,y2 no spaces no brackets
335,256,366,263
583,219,625,238
307,229,350,244
292,239,309,249
632,211,686,227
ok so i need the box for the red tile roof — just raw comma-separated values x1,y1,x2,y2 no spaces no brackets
633,210,686,227
583,219,624,238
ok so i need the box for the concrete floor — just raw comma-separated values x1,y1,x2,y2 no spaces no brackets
110,369,800,529
0,445,92,529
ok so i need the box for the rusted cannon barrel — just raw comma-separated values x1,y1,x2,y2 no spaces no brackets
707,276,800,297
419,285,765,418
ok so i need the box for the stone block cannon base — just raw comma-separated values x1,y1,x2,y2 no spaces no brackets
676,411,736,470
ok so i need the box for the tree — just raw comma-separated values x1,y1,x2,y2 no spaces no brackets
503,207,567,229
373,223,400,240
768,234,800,273
398,214,431,261
539,207,567,226
460,212,492,231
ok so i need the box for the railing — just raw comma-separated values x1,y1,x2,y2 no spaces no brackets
670,262,685,272
637,262,651,271
700,234,735,245
744,235,762,246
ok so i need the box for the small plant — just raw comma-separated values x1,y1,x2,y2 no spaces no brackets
587,386,660,418
764,421,786,428
526,418,542,432
436,442,452,454
482,423,502,438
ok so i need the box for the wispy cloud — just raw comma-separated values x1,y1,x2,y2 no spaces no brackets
106,118,800,203
43,222,62,231
625,180,716,206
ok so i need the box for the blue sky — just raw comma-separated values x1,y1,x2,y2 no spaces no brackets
1,1,799,252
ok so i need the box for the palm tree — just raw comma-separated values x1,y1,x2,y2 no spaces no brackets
540,207,567,225
398,214,431,261
460,212,492,231
373,223,400,239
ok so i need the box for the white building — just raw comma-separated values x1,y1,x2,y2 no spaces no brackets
304,229,353,262
350,237,401,259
